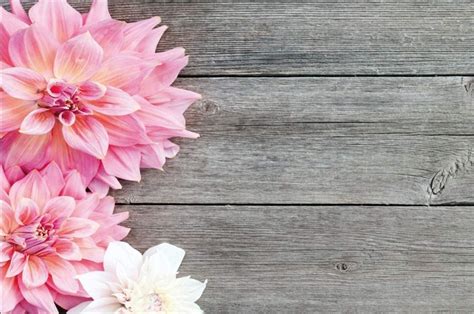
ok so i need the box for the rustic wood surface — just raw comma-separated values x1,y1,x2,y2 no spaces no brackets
118,205,474,312
6,0,474,75
113,77,474,205
2,0,473,312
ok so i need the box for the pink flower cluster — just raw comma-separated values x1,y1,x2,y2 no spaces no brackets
1,0,200,195
0,0,201,313
1,163,129,313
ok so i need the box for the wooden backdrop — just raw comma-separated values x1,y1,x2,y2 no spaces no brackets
3,0,474,312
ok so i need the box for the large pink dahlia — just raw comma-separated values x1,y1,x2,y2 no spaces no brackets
0,162,129,313
0,0,200,195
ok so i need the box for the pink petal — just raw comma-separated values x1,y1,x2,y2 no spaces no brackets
78,81,106,100
19,108,55,135
0,190,9,204
61,171,87,199
8,25,59,78
58,111,76,126
9,0,29,23
44,196,75,218
62,116,109,159
9,170,50,210
1,274,23,312
134,95,186,129
0,7,28,35
60,217,99,238
48,125,100,186
164,139,180,158
140,143,166,170
85,0,111,25
0,91,35,133
0,200,16,235
18,279,58,313
0,24,12,66
6,251,26,277
54,239,82,261
83,19,125,58
29,0,82,43
0,241,13,263
135,25,168,54
72,193,100,218
94,114,148,147
74,238,104,262
22,255,48,288
103,146,142,181
55,294,89,312
88,86,140,116
45,257,79,294
39,162,65,196
122,16,161,51
1,132,51,172
87,178,110,196
92,195,115,216
0,166,10,192
146,86,201,114
91,212,129,244
14,197,39,225
54,32,103,83
140,49,185,97
71,259,101,275
0,67,46,100
88,167,122,196
91,54,152,95
153,53,188,88
4,165,25,184
147,127,199,142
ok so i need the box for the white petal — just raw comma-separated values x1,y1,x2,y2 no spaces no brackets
76,271,116,299
143,243,185,275
170,277,207,303
67,301,91,314
169,301,204,314
81,298,121,313
104,241,142,281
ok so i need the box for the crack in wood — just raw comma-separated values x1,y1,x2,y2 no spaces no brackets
462,77,474,95
428,149,473,200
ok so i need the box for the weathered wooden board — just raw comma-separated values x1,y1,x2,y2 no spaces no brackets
113,77,474,205
3,1,474,312
3,0,473,75
119,204,474,312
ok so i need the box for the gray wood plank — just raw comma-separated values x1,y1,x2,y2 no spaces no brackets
118,204,474,312
3,0,473,75
113,77,474,205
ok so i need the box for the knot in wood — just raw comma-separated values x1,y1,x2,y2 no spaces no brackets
335,262,357,273
199,100,219,115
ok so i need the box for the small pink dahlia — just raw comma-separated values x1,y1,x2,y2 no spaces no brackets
0,162,130,313
0,0,200,195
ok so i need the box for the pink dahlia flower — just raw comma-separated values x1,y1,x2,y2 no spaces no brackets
0,162,130,313
0,0,200,195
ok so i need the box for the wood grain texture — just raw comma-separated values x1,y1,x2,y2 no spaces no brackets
2,1,473,312
3,0,473,75
119,204,474,312
113,77,474,205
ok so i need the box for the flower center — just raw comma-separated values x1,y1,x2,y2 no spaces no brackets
34,223,52,240
113,290,166,313
114,288,133,310
146,293,164,312
37,80,92,125
7,218,57,255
